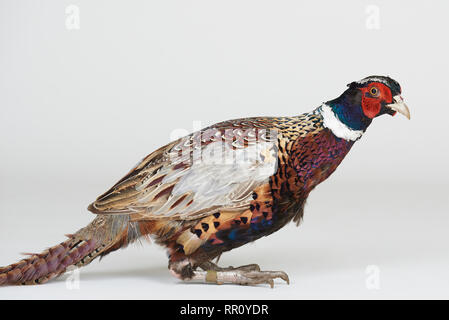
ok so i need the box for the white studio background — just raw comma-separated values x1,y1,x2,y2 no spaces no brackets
0,0,448,299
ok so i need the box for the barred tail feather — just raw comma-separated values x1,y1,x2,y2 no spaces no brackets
0,215,143,286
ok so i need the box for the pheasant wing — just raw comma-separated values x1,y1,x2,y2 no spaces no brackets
88,121,279,221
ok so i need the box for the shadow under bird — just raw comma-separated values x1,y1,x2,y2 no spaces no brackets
0,75,410,287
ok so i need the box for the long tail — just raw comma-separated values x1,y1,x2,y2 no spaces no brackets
0,215,146,286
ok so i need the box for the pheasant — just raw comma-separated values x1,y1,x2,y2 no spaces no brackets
0,76,410,287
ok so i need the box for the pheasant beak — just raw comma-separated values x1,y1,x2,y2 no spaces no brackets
386,95,410,120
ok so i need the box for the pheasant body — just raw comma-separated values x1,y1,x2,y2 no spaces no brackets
162,113,355,267
0,76,410,287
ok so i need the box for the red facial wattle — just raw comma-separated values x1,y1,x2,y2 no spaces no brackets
360,83,393,118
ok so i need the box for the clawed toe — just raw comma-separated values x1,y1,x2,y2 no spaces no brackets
243,270,290,288
190,261,289,287
191,262,290,288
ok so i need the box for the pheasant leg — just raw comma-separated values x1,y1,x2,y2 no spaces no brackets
191,261,289,288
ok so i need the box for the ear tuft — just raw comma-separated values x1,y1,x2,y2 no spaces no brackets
347,81,357,89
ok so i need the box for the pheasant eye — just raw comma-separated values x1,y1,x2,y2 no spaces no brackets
370,87,379,96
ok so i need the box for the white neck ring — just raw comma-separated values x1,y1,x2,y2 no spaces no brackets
317,104,364,141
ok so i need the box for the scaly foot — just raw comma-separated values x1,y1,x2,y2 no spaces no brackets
194,262,289,288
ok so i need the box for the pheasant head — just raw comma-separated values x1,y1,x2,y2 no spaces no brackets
320,75,410,141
